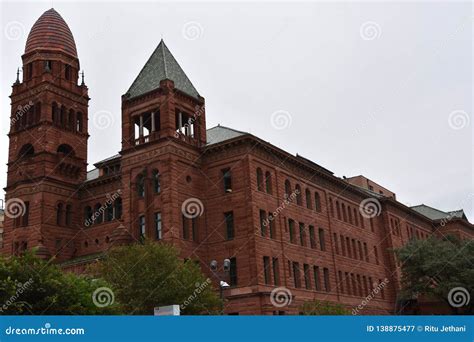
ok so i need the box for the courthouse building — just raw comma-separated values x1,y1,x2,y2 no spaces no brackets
3,9,473,315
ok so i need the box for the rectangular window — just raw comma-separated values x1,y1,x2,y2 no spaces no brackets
374,246,379,265
292,262,301,288
323,268,330,292
346,237,352,258
299,222,305,246
268,213,275,239
139,215,146,239
229,257,237,286
363,242,369,262
303,264,311,289
222,168,232,193
289,219,296,243
345,272,351,295
340,234,346,256
225,211,234,240
263,256,271,285
22,201,30,227
313,266,321,291
272,257,280,286
333,233,339,254
191,218,197,242
155,212,162,240
352,239,357,259
338,271,344,293
357,274,362,296
309,225,316,249
182,215,189,240
318,228,325,251
259,210,267,237
358,241,363,261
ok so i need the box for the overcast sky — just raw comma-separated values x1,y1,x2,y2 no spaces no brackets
0,0,472,219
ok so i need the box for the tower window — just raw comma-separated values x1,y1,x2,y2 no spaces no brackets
44,60,52,72
65,64,71,80
137,174,145,198
256,168,263,191
265,171,272,194
139,215,146,240
155,212,162,240
224,211,234,240
26,63,33,79
22,201,30,227
152,169,161,194
222,168,232,193
263,256,271,285
56,203,63,226
76,112,83,132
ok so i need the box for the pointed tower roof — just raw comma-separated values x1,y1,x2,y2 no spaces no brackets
25,8,78,58
126,40,200,100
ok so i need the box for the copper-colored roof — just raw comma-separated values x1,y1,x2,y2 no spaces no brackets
25,8,77,58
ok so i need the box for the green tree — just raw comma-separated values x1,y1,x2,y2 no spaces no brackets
395,236,474,314
0,251,121,315
300,300,349,315
91,241,222,315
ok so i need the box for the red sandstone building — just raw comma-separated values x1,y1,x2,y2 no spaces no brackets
3,9,473,315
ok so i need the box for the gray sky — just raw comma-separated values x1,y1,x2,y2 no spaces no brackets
0,1,472,219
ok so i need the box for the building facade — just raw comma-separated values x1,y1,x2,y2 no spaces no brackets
2,9,473,315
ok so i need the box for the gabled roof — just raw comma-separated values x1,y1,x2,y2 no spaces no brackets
411,204,467,221
206,125,248,145
125,39,200,100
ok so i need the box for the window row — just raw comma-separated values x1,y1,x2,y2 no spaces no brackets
390,216,401,236
329,197,367,229
182,215,198,242
262,256,281,286
138,212,163,241
284,179,322,213
13,201,30,228
12,102,41,132
24,60,76,81
334,233,373,263
256,168,273,194
56,202,73,227
83,198,122,227
288,219,326,251
51,102,84,133
12,241,28,256
136,169,161,198
407,224,430,240
337,271,386,299
288,261,331,292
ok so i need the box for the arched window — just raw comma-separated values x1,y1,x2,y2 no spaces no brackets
295,184,302,205
52,102,58,124
265,171,272,194
114,198,122,219
57,144,75,156
68,109,75,131
106,203,114,222
84,206,92,226
336,201,341,220
76,112,83,132
35,102,41,123
65,204,72,226
94,203,103,224
284,179,291,198
18,144,34,160
341,203,347,222
56,203,64,226
60,106,66,127
315,192,322,213
137,174,145,198
305,189,312,209
152,169,161,194
256,168,263,191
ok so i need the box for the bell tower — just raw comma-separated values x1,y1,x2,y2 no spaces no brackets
2,9,89,260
